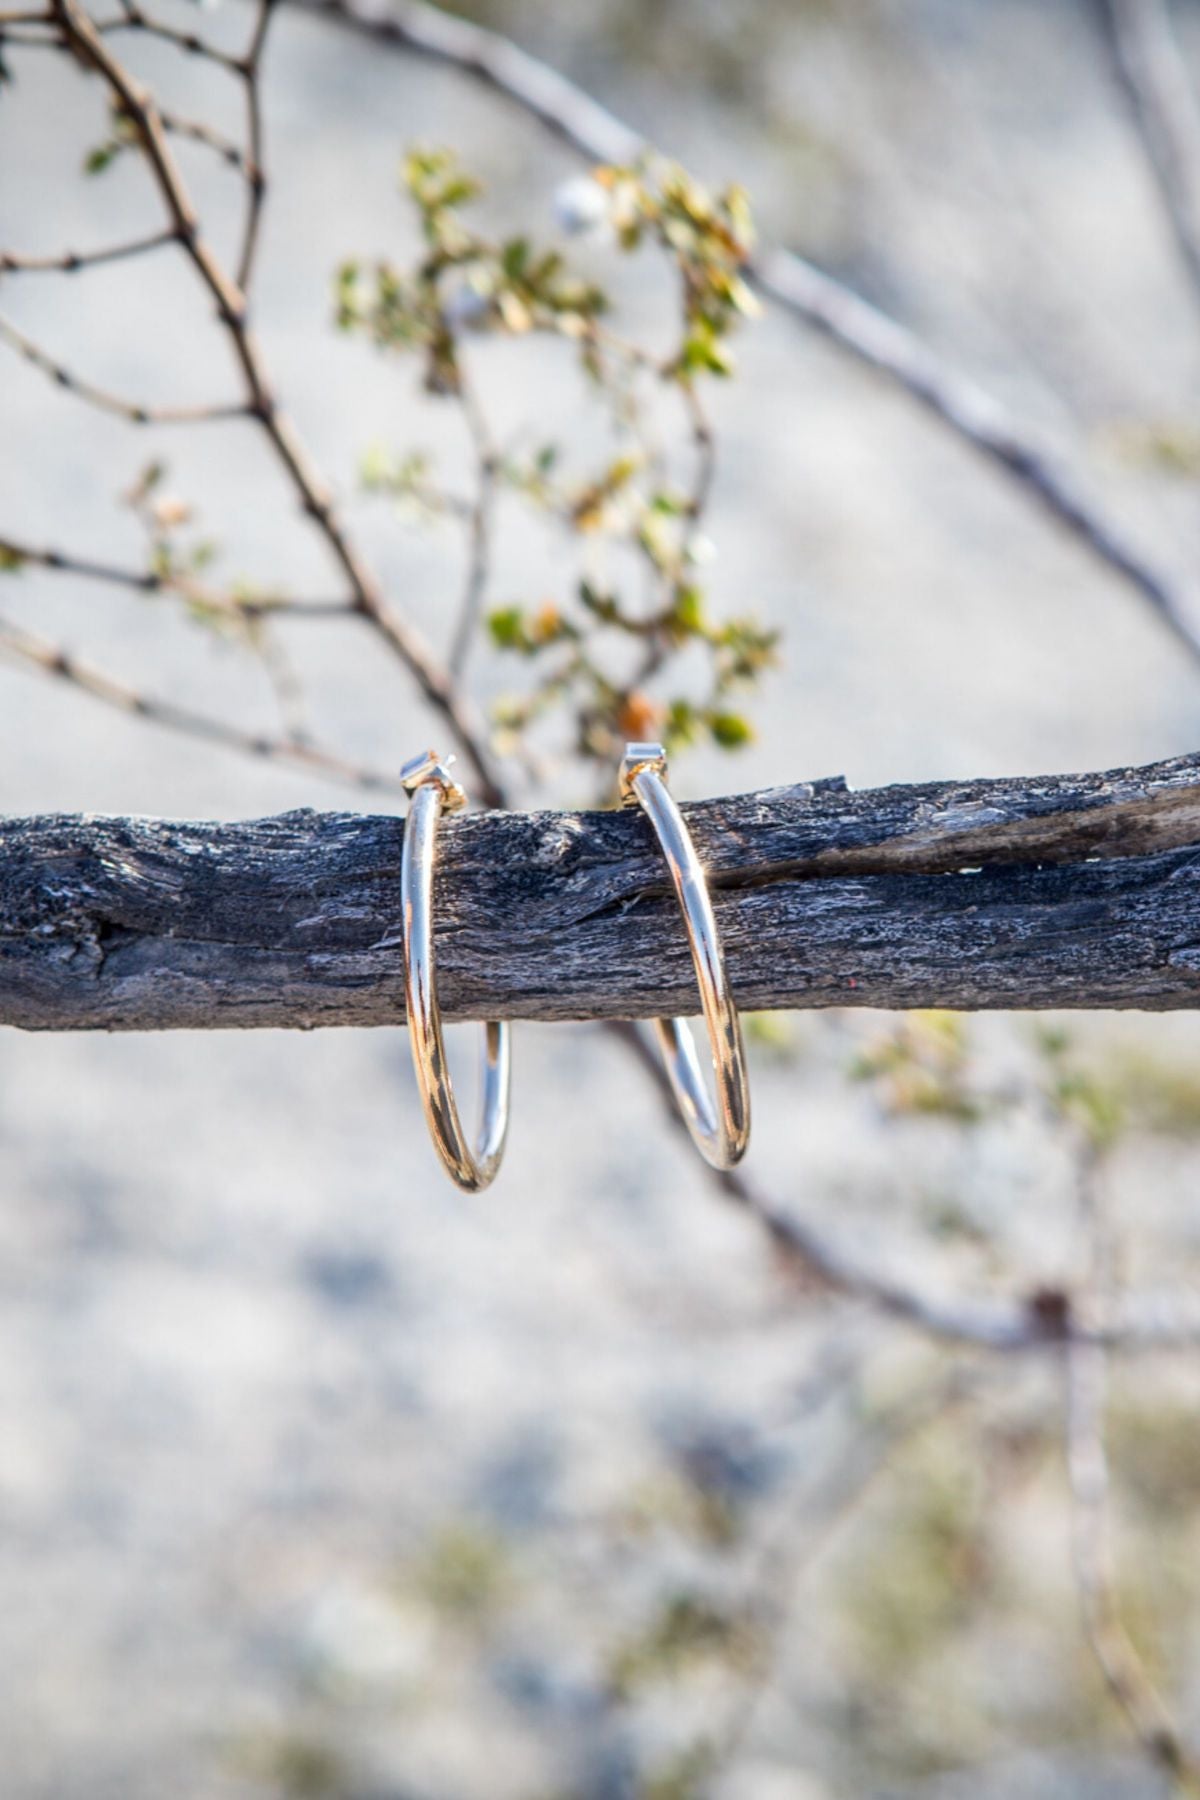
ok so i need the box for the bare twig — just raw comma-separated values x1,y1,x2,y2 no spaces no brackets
604,1006,1200,1350
49,0,503,802
0,229,178,275
159,106,250,174
678,376,716,554
0,312,248,425
1066,1339,1199,1785
96,6,245,75
0,533,354,618
711,1364,976,1776
448,364,497,677
0,23,52,39
1100,0,1200,313
295,0,1200,673
604,1022,1060,1349
1064,1138,1200,1789
236,0,274,292
93,0,273,288
253,617,314,743
0,612,401,792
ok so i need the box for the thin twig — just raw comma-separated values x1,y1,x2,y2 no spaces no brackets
679,376,716,552
295,0,1200,673
1064,1139,1200,1789
236,0,274,292
601,1023,1200,1351
1066,1339,1200,1786
0,533,354,618
51,0,503,802
0,313,248,425
253,617,314,743
159,106,250,175
711,1364,977,1777
448,364,497,677
0,611,401,792
0,228,178,275
95,6,245,74
1100,0,1200,314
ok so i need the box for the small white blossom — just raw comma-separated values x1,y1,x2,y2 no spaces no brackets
443,281,492,329
552,175,610,238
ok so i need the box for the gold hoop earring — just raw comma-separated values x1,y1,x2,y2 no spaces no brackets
400,750,511,1192
620,743,750,1170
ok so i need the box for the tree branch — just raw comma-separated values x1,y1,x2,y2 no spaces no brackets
0,611,401,792
8,749,1200,1032
1060,1120,1200,1786
236,0,274,292
51,0,504,803
1066,1336,1200,1782
157,105,251,176
0,228,178,274
0,312,248,424
12,768,1200,1355
96,5,246,75
0,532,353,618
447,363,497,679
11,754,1200,1353
1100,0,1200,315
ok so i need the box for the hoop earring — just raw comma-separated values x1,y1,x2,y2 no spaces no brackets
620,743,751,1170
400,750,511,1192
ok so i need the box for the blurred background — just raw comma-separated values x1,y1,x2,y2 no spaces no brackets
3,1,1200,1794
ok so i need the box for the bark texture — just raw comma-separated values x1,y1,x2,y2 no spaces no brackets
5,751,1200,1029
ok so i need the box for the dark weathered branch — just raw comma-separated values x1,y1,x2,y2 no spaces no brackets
11,756,1200,1359
6,750,1200,1032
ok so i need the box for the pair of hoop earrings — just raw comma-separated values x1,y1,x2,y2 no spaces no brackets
399,742,751,1191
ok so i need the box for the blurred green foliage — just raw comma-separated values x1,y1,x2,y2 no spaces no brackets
337,146,777,782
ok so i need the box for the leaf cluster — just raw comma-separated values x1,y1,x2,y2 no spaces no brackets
338,146,774,781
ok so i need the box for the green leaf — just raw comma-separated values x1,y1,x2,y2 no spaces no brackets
487,605,525,649
0,545,25,573
84,140,121,177
671,585,705,634
680,323,735,379
665,698,697,747
727,274,762,318
708,710,753,749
